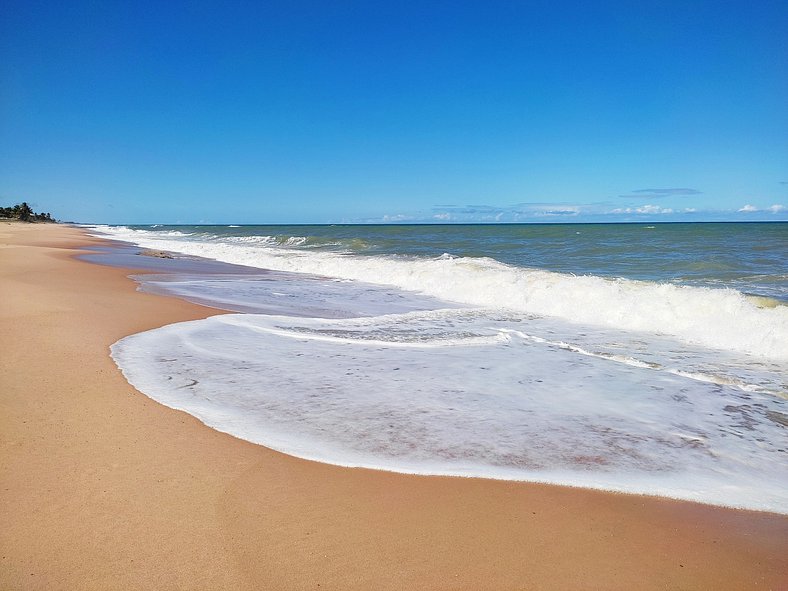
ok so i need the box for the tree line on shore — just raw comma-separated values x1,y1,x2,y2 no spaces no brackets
0,202,55,222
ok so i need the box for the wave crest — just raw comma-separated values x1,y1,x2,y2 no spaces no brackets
87,225,788,359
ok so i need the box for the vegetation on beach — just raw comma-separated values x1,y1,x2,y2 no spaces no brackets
0,202,55,222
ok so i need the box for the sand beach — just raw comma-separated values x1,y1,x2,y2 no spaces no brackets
1,222,786,590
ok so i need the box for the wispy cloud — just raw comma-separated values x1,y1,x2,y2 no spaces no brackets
352,198,786,224
737,203,786,213
619,188,702,199
381,213,416,222
428,202,584,222
538,208,581,216
609,204,674,215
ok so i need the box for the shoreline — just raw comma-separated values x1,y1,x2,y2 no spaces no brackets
2,222,786,589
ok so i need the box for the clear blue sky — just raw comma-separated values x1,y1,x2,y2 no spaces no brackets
1,0,786,223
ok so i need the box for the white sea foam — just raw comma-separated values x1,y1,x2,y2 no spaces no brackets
93,223,788,512
111,310,788,514
90,225,788,360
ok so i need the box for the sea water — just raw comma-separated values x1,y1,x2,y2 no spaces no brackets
88,223,788,513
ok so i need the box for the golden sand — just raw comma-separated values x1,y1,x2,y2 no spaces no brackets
1,222,786,590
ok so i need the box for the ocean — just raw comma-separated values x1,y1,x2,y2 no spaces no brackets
88,222,788,513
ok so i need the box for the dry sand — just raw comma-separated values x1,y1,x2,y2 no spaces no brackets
1,222,786,590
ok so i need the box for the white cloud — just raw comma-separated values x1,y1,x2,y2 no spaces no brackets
637,204,673,214
359,199,783,224
609,204,673,215
735,204,786,214
529,205,581,217
427,202,585,222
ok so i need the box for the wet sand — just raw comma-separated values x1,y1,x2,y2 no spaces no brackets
1,222,786,590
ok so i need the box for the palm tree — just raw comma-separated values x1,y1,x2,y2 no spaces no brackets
18,202,33,221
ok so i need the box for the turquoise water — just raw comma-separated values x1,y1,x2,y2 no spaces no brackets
92,222,788,513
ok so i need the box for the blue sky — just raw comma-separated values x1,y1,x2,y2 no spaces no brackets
1,1,786,224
